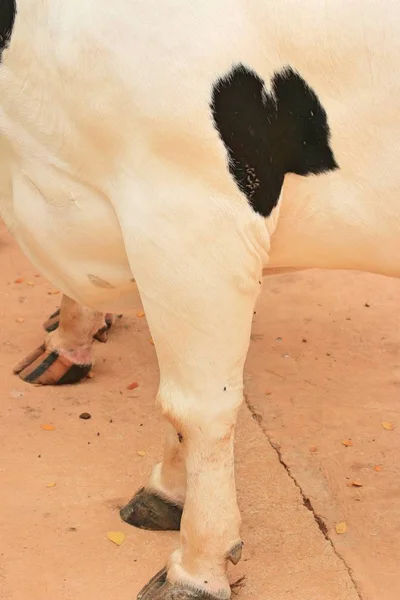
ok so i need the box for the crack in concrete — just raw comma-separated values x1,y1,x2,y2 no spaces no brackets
244,394,364,600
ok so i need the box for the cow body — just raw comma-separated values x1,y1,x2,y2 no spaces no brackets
1,1,400,598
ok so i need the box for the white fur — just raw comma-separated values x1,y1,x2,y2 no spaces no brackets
1,1,400,596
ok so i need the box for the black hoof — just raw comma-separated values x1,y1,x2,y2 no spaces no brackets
138,568,221,600
43,308,61,332
120,487,183,531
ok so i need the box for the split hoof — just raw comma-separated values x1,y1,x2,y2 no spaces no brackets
120,487,183,531
138,568,222,600
93,313,118,343
13,345,92,385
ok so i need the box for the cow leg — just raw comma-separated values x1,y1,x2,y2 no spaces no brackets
120,422,185,530
43,305,118,343
14,294,105,385
125,243,261,600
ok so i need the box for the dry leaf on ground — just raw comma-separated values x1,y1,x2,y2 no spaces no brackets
336,522,347,534
107,531,125,546
127,382,139,390
342,439,353,447
381,421,394,430
40,424,56,431
137,450,146,457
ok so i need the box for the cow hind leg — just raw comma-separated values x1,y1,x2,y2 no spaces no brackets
14,294,107,385
121,422,185,530
43,306,120,342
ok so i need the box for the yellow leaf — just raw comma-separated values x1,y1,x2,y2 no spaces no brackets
41,424,56,431
47,289,60,295
107,531,125,546
137,450,146,457
136,310,145,318
349,481,363,487
341,439,353,447
336,522,347,534
27,281,35,286
381,421,394,430
46,482,56,488
149,338,154,345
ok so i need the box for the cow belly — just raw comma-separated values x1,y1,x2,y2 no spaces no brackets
5,163,137,313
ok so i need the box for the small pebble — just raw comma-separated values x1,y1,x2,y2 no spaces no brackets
79,412,91,420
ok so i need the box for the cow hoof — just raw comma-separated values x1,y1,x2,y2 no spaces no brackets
13,345,92,385
120,487,183,531
93,313,120,343
43,308,61,333
138,568,222,600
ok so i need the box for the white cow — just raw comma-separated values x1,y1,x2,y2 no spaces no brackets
1,1,400,598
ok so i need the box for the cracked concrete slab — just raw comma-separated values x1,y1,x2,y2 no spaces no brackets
0,225,362,599
246,269,400,600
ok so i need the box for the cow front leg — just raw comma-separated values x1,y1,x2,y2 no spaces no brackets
130,263,260,599
14,294,105,385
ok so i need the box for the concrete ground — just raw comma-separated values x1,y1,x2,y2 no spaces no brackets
0,222,398,600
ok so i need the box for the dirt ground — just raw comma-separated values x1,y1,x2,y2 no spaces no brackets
1,221,399,600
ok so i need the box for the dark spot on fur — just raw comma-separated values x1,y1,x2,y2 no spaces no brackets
211,64,338,217
0,0,16,60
